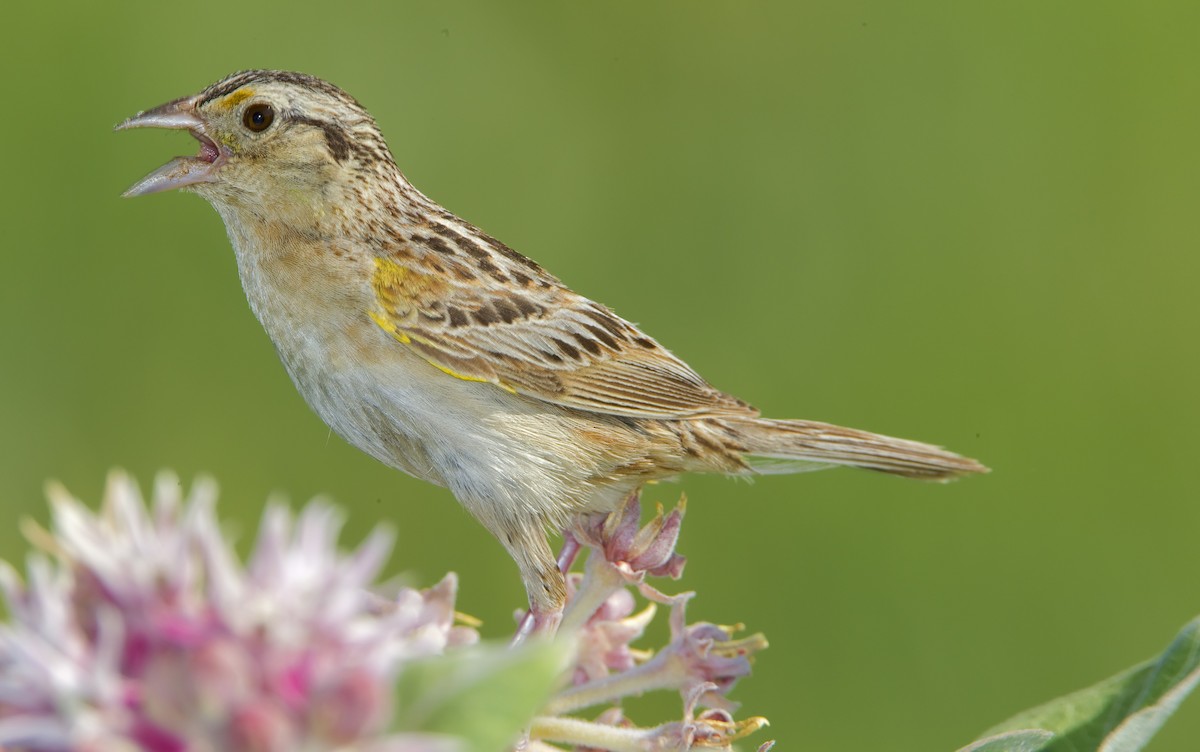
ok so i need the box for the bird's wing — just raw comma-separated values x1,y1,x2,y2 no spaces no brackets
369,252,757,420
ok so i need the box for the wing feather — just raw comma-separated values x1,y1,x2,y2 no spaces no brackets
370,250,755,420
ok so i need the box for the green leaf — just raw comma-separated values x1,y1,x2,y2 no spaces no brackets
956,729,1055,752
392,639,570,752
977,615,1200,752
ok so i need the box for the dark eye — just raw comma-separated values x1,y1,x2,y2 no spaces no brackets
242,103,275,132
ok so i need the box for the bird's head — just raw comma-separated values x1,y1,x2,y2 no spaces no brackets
117,71,396,213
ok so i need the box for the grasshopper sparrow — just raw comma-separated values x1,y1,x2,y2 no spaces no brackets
118,71,986,634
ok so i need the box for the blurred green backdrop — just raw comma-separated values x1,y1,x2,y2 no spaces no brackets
3,1,1199,749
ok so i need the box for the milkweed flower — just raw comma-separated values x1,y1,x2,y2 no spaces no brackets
532,493,771,751
0,475,770,752
0,471,475,752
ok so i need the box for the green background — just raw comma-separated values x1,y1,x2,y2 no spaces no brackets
3,1,1198,749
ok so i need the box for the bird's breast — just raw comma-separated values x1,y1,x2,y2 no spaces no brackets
217,212,669,523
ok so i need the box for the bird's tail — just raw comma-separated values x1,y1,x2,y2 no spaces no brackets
696,417,987,481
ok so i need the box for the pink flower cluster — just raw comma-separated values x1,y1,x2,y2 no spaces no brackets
0,476,771,751
0,472,475,752
527,495,772,751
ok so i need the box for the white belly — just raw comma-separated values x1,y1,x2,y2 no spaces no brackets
264,298,646,533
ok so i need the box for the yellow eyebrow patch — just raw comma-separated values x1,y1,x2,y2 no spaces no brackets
220,87,256,109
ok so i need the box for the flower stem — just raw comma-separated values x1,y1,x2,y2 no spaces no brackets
530,715,662,752
559,551,625,635
544,651,683,715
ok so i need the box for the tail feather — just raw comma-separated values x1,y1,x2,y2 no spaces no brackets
728,418,988,481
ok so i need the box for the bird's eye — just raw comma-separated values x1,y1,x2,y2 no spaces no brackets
242,103,275,133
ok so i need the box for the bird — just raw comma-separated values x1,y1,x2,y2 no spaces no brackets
117,70,987,636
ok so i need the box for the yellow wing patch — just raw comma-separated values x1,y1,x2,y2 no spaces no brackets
425,360,504,387
369,257,514,392
372,257,448,316
368,311,410,344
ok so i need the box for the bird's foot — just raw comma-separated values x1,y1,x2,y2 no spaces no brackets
512,604,563,646
511,531,579,645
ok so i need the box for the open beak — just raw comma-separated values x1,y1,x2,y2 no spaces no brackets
116,95,228,197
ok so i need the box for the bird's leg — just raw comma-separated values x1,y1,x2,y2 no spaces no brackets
513,530,584,643
506,521,567,645
555,530,582,573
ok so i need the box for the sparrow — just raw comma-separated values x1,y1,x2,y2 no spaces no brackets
118,70,986,635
